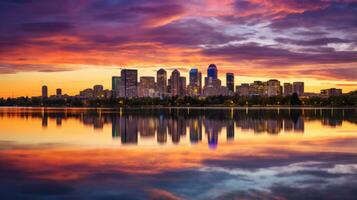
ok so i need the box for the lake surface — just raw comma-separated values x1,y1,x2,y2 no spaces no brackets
0,107,357,200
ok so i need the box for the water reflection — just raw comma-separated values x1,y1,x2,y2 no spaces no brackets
0,108,357,200
0,108,356,147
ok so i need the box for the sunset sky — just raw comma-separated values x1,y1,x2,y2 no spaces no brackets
0,0,356,97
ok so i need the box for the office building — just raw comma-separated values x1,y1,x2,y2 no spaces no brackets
179,76,186,96
250,81,266,96
157,69,167,97
112,76,121,98
293,82,304,96
207,64,218,79
321,88,342,96
188,68,202,96
203,64,228,96
121,69,138,98
226,73,234,94
170,69,180,96
283,83,293,96
267,79,281,96
236,83,250,96
138,76,157,97
42,85,48,98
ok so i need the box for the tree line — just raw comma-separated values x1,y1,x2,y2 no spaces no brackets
0,92,356,107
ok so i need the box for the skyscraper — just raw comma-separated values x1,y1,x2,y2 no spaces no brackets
157,69,167,97
267,79,281,96
293,82,304,96
198,72,202,94
203,64,228,96
170,69,180,96
121,69,138,98
42,85,48,98
138,76,156,97
112,76,121,98
283,83,293,96
207,64,217,79
188,68,201,96
226,73,234,93
179,76,186,96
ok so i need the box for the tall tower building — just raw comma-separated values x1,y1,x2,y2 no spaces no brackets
121,69,138,98
179,76,186,96
188,68,201,96
42,85,48,98
283,83,293,96
170,69,180,96
293,82,304,96
226,73,234,93
198,72,202,94
207,64,218,79
112,76,121,98
157,69,167,97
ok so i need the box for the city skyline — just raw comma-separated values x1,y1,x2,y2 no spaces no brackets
35,64,346,99
0,1,356,97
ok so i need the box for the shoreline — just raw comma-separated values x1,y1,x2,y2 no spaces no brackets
1,105,356,109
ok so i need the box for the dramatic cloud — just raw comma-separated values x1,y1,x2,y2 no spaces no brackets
0,0,356,94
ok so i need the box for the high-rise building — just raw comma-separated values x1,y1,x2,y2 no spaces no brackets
283,83,293,96
198,72,202,94
188,68,201,96
203,64,228,96
267,79,281,96
226,73,234,93
170,69,180,96
93,85,104,98
157,69,167,97
293,82,304,96
121,69,138,98
207,64,218,79
42,85,48,98
179,76,186,96
167,78,171,94
56,88,62,97
112,76,121,98
138,76,156,97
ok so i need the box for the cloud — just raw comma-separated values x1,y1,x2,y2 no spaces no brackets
275,37,352,46
20,22,74,34
202,43,357,66
270,1,357,31
146,19,242,46
0,0,356,85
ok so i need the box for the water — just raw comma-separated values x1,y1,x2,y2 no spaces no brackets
0,107,356,200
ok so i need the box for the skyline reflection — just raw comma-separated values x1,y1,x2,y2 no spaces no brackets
0,108,355,148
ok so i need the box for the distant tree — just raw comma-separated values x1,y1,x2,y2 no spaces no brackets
290,93,302,105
